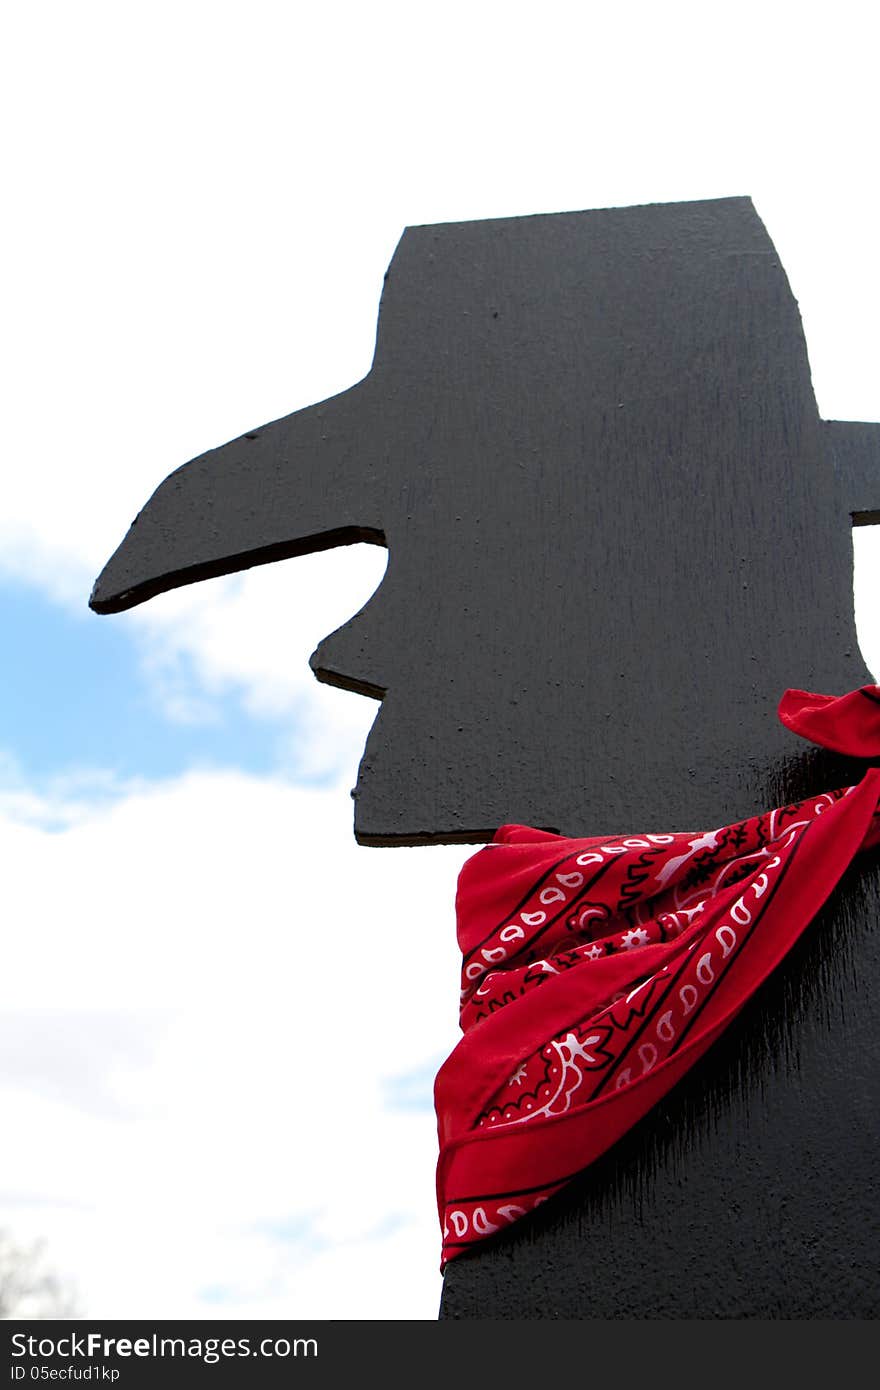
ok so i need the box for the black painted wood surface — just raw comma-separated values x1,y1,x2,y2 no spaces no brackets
90,197,880,1316
91,198,877,846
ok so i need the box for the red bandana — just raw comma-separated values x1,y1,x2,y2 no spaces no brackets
435,687,880,1266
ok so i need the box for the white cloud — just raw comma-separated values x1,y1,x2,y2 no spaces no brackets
854,528,880,681
0,767,466,1317
120,546,390,780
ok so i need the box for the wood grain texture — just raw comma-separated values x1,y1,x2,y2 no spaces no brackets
90,197,880,1316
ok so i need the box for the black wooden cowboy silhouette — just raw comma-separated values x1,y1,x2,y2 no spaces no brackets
92,196,880,1316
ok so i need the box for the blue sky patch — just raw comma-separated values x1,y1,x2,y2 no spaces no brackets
380,1059,442,1112
0,580,296,787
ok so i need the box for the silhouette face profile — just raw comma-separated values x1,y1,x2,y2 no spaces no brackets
90,197,879,843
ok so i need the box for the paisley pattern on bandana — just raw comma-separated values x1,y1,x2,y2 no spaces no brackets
435,686,880,1266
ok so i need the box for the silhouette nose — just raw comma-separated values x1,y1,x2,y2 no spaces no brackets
89,383,386,615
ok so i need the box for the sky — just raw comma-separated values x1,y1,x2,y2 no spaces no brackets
2,0,879,1320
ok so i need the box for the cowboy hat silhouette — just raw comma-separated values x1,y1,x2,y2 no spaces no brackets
90,196,879,844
